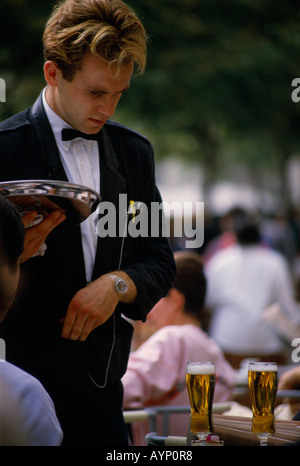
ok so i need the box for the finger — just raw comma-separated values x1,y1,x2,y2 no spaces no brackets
25,212,66,250
21,211,38,228
61,311,77,340
23,213,63,250
77,318,98,342
35,211,66,237
23,211,65,242
62,295,98,341
62,311,97,341
61,295,86,340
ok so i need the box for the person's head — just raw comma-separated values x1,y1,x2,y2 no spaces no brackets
43,0,147,134
219,206,247,233
147,251,207,331
0,197,24,322
233,217,261,245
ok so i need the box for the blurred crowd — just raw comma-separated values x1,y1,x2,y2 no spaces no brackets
133,205,300,362
123,205,300,445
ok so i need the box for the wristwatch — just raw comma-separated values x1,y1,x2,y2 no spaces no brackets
110,274,128,296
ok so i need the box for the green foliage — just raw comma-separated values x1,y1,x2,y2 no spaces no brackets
118,0,300,187
0,0,54,118
1,0,300,199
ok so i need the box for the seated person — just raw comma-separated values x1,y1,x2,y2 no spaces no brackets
0,196,63,446
205,218,300,368
122,251,236,445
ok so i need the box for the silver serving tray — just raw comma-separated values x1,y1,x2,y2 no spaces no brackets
0,180,101,227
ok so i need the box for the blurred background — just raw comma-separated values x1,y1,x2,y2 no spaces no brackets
2,0,300,260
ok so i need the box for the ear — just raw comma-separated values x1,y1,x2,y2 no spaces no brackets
44,61,60,87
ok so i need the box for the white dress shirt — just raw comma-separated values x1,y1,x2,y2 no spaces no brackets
42,89,100,283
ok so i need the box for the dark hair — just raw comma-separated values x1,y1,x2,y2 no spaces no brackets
0,196,24,270
173,251,206,320
233,218,260,245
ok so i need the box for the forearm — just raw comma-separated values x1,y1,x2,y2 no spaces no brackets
106,270,137,304
61,270,137,341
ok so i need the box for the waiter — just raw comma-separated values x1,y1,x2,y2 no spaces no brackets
0,0,176,446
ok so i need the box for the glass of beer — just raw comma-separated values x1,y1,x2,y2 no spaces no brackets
248,362,278,446
186,362,216,445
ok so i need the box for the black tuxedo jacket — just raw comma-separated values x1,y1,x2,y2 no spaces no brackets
0,93,176,392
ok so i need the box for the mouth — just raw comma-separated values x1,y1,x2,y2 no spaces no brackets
90,118,106,126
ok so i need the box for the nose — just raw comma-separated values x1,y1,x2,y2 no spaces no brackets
97,94,120,119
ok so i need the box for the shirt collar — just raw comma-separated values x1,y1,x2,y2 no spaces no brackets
42,88,93,152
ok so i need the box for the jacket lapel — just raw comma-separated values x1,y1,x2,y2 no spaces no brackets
30,93,128,281
92,127,128,279
30,93,85,284
30,94,68,182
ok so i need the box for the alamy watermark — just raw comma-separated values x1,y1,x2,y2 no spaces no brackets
95,194,204,249
0,78,5,102
0,338,5,360
291,78,300,102
291,337,300,362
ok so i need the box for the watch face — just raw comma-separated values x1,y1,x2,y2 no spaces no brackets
116,279,127,293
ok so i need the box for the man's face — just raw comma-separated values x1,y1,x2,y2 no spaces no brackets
45,53,134,134
0,260,20,323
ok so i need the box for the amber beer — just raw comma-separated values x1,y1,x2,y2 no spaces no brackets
186,362,216,436
248,362,278,435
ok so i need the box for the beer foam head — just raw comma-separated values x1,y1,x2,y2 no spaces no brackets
186,362,215,374
248,362,278,372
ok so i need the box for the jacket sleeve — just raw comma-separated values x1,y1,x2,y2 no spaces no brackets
119,138,176,322
122,194,176,322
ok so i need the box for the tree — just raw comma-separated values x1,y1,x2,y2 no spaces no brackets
2,0,300,206
0,0,55,120
116,0,300,203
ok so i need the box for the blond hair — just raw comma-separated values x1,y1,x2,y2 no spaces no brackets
43,0,147,81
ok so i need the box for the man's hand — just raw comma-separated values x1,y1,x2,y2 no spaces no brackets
61,272,137,341
21,210,66,262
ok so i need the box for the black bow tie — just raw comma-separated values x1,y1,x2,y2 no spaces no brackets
61,128,100,141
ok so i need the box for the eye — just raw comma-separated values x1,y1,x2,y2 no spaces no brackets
87,90,104,97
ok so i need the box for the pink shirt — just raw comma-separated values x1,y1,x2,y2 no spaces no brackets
122,324,236,445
